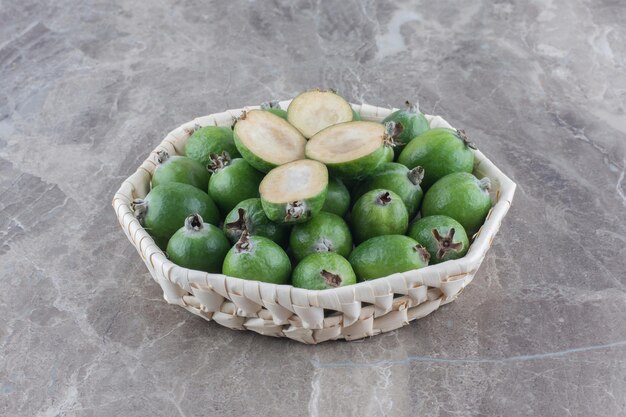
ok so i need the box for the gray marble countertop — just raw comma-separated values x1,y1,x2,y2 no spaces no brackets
1,1,625,416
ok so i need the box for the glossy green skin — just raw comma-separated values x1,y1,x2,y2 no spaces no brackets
208,158,264,214
397,128,474,189
321,178,350,217
351,109,361,121
222,235,291,284
382,108,429,150
291,252,356,290
349,235,429,281
223,198,289,245
140,183,220,249
318,145,388,180
289,212,353,261
185,126,240,166
166,223,230,272
382,145,394,162
407,215,469,264
262,186,327,225
352,163,423,218
152,155,210,191
421,172,492,236
351,189,408,243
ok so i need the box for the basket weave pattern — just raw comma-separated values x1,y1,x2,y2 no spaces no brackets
112,101,516,344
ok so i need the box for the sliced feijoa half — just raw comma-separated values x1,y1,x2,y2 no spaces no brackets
305,121,388,180
287,90,354,138
233,109,306,173
259,159,328,224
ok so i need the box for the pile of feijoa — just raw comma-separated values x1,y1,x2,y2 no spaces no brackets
133,90,492,290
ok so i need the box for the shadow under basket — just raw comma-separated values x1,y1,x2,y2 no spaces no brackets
112,101,516,344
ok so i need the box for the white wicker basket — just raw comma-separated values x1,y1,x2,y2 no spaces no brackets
112,101,516,344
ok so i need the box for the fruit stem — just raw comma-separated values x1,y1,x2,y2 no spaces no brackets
383,121,403,145
131,199,148,223
432,228,464,259
185,214,204,232
155,150,170,164
207,151,231,173
376,191,392,206
285,201,307,222
407,166,425,186
260,100,281,110
235,230,252,253
313,238,334,252
456,129,477,150
404,100,420,114
224,208,247,234
478,177,492,192
320,270,342,288
413,244,431,264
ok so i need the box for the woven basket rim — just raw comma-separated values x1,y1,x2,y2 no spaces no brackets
113,100,516,298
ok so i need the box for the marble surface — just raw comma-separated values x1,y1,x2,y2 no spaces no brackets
1,0,625,416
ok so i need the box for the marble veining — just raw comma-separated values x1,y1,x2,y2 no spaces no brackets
1,0,625,416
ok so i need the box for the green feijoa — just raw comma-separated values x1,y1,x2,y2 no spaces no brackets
222,232,291,284
421,172,492,237
407,215,469,264
351,108,361,121
207,152,264,214
352,163,424,218
166,214,230,272
305,121,388,180
289,212,352,261
132,183,220,249
349,235,430,281
260,100,288,120
234,110,307,173
151,150,210,191
287,89,354,138
260,159,328,224
185,125,240,166
321,178,350,217
382,101,429,153
223,198,289,245
351,189,408,243
291,252,356,290
397,128,475,189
